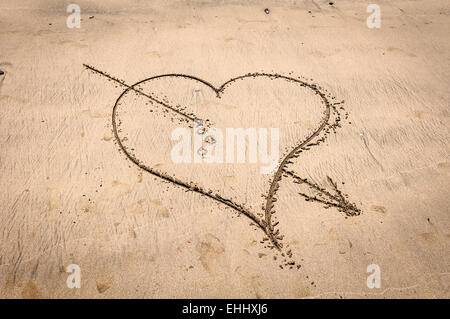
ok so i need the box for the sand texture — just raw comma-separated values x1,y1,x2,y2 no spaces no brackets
0,0,449,298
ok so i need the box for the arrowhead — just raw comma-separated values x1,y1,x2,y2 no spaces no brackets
285,170,362,217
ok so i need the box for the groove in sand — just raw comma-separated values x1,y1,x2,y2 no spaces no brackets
85,64,361,261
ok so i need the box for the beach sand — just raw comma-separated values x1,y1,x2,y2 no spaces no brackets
0,0,448,298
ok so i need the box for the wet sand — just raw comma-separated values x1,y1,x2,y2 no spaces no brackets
0,0,449,298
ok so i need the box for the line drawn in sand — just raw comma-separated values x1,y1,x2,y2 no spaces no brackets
84,64,362,269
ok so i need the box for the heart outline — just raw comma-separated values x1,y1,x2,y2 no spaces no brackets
109,72,339,251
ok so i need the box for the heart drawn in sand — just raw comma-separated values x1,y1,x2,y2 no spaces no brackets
84,65,361,265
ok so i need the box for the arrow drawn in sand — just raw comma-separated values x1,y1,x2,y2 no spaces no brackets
84,64,362,268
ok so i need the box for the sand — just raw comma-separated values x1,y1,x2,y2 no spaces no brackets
0,0,449,298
